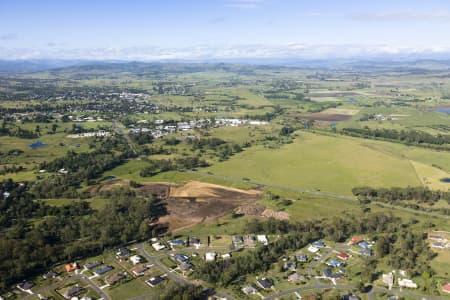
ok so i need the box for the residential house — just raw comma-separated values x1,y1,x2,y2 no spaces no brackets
17,281,34,292
337,252,349,261
323,268,342,279
308,245,320,253
221,253,231,260
242,285,258,295
359,249,373,256
42,271,58,280
358,241,370,249
296,254,308,262
257,235,268,245
84,261,101,270
283,262,296,271
94,265,113,276
348,237,364,245
382,273,394,290
62,286,84,299
147,276,165,287
244,235,257,247
327,259,344,268
131,265,148,277
232,235,243,245
105,273,125,286
398,278,417,289
256,277,273,290
288,273,305,282
152,242,166,251
205,252,217,262
189,237,201,248
429,235,446,241
442,283,450,294
168,239,185,247
172,254,189,263
116,248,130,261
431,242,447,249
311,241,326,248
130,255,142,265
65,262,78,272
179,262,192,271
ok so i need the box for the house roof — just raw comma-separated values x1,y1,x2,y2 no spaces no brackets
106,273,125,285
18,281,34,290
257,278,273,289
84,261,101,269
147,276,164,286
131,265,148,275
442,283,450,293
242,285,257,294
172,254,189,262
94,265,113,275
349,237,364,244
65,263,78,272
116,248,130,256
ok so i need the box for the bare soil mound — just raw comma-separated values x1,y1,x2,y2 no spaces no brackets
161,181,262,231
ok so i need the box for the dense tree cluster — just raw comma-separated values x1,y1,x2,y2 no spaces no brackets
0,121,38,139
32,150,125,198
140,156,209,177
341,127,450,147
352,186,450,205
0,182,160,291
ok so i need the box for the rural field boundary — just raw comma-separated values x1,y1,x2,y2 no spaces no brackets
188,171,450,220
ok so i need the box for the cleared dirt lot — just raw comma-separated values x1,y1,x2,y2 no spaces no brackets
160,181,262,231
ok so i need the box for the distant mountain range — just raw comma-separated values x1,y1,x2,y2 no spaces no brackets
1,58,450,73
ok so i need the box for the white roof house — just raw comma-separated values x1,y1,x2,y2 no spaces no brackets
152,242,165,251
257,235,268,245
130,255,142,265
308,245,320,253
205,252,217,262
398,278,417,289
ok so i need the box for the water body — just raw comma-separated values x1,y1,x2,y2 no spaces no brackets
434,107,450,114
29,141,48,149
440,178,450,183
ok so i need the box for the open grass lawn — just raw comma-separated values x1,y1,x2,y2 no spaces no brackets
429,249,450,278
206,131,423,195
107,278,151,300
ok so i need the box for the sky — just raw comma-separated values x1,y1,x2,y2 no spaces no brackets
1,0,450,60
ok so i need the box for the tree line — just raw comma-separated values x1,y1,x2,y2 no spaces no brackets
341,127,450,148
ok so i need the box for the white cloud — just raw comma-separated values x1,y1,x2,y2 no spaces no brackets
1,44,450,61
350,10,450,22
224,0,265,9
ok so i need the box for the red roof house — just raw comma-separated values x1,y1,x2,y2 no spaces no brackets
65,262,78,272
349,237,364,245
442,283,450,293
337,252,349,260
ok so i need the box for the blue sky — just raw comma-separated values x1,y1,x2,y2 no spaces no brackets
1,0,450,60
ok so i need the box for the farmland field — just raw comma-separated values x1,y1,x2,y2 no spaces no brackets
206,131,427,195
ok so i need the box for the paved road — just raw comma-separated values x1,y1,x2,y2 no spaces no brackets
133,243,236,300
23,273,110,300
113,120,138,155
